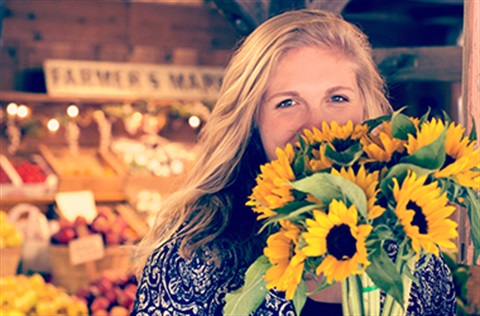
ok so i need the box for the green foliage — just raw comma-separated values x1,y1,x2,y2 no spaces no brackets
391,111,416,141
291,173,368,218
224,256,270,315
400,126,446,169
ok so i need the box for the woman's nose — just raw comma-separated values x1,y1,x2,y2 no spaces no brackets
303,107,326,131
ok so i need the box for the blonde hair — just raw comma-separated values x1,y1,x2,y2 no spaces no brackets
132,9,392,277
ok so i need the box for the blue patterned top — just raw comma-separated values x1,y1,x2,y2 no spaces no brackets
132,237,456,315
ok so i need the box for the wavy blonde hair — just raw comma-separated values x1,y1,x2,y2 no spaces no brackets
132,9,392,277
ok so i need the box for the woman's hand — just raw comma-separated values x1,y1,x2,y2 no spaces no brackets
305,273,342,303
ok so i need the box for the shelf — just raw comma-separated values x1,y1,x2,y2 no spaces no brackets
0,192,126,211
0,90,185,106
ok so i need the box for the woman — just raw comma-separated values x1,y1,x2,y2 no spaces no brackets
131,9,455,315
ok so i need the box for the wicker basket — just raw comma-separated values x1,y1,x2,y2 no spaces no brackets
0,247,22,277
49,244,132,293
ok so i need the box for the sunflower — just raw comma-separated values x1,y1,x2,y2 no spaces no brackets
264,220,306,300
405,117,445,154
302,121,367,171
331,165,385,220
302,199,372,284
247,144,296,219
303,120,368,144
434,122,480,190
392,171,458,257
308,143,333,172
360,121,406,163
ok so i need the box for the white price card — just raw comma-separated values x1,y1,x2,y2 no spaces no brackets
55,190,97,222
68,233,105,265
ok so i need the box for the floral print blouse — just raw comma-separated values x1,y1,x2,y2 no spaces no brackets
131,237,456,315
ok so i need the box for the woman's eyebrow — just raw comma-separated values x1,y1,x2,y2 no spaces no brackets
326,86,355,94
264,91,299,102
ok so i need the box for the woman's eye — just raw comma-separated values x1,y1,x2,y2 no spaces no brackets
276,99,296,108
330,95,349,103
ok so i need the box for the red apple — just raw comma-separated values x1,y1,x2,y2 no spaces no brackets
116,291,134,309
113,274,129,288
51,227,77,244
74,215,89,228
90,297,110,312
103,290,117,305
97,277,114,295
76,285,93,301
91,215,110,234
88,284,101,297
105,232,122,245
111,217,127,234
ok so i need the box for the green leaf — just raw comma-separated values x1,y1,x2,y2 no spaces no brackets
325,142,363,166
379,163,434,196
293,280,307,315
363,114,392,132
260,203,320,232
224,256,270,315
366,247,404,306
400,126,447,169
291,173,368,218
469,116,478,142
419,108,431,125
293,154,307,176
466,188,480,261
391,111,416,141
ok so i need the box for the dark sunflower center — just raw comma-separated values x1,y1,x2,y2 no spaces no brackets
442,154,456,169
331,137,355,152
326,224,357,260
407,201,428,234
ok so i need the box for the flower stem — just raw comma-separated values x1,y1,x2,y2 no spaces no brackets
342,275,363,315
381,242,414,316
361,272,380,315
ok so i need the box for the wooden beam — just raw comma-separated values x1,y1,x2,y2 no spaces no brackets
459,0,480,266
373,46,462,82
462,0,480,138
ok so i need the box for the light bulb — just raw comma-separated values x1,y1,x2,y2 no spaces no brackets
16,105,29,118
188,115,201,128
47,118,60,132
66,104,79,118
6,102,18,116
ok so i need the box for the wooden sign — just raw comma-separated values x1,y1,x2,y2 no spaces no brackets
68,233,105,266
44,59,224,100
55,190,97,223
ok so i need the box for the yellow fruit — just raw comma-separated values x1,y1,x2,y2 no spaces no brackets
0,307,25,316
0,211,8,223
66,300,89,316
5,230,23,247
28,274,45,291
36,300,57,315
13,291,38,313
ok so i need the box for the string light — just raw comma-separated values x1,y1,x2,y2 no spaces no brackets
47,118,60,132
16,105,30,118
6,102,18,116
66,104,79,118
188,115,201,128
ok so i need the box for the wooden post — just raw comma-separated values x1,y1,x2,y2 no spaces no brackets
461,0,480,265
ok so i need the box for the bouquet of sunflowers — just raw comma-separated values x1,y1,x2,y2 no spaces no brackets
224,108,479,315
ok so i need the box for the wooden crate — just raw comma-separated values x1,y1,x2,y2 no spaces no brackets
49,244,132,294
38,144,126,198
0,247,22,277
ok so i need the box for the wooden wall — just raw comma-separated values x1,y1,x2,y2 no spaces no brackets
0,1,240,91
